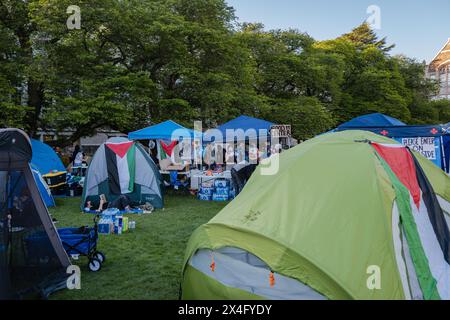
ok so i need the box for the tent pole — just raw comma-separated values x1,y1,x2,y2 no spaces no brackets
440,136,447,173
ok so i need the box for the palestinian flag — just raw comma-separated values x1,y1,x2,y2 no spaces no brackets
157,140,177,161
105,141,136,195
372,142,450,300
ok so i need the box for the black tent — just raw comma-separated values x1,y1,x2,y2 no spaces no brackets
0,129,70,299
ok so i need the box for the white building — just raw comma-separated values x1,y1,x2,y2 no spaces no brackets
426,38,450,100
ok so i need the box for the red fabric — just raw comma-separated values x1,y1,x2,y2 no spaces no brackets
372,143,421,209
161,141,177,156
105,141,133,158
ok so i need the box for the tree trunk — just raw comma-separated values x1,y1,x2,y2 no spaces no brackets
17,28,44,137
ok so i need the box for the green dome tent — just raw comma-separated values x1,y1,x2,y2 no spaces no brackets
181,131,450,300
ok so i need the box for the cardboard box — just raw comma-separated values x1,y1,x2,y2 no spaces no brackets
98,221,113,235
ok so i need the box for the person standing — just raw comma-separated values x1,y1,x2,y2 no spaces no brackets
71,145,80,166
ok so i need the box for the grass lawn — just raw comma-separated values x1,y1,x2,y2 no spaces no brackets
48,192,227,300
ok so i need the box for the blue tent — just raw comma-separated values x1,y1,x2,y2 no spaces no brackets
30,139,65,206
32,168,56,207
128,120,201,141
31,139,66,175
204,115,274,142
335,114,448,170
337,113,406,129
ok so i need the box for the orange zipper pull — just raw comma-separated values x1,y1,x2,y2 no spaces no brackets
210,256,216,272
269,272,275,287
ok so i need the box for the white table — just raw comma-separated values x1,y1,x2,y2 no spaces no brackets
190,171,232,190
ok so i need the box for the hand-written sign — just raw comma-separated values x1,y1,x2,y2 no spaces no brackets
401,137,437,160
271,125,292,138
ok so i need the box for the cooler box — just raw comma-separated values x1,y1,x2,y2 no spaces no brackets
43,171,67,186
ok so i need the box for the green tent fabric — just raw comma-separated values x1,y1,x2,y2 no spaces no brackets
181,130,450,300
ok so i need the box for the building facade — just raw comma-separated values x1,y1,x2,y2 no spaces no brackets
426,38,450,100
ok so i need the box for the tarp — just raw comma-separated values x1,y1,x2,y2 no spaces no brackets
204,115,274,142
128,120,201,141
31,140,66,175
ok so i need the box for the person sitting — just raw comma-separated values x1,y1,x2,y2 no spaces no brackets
85,194,132,213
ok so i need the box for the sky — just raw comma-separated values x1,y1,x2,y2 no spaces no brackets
226,0,450,63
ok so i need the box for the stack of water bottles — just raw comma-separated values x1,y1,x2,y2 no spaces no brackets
197,179,235,202
98,208,136,235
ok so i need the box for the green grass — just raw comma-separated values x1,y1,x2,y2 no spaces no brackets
48,193,227,300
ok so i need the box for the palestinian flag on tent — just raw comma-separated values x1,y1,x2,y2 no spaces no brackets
157,140,177,161
371,142,450,300
105,141,136,195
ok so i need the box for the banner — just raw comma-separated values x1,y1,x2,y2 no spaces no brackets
395,137,442,168
271,125,292,138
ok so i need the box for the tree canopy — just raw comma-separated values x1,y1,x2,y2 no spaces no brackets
0,1,448,143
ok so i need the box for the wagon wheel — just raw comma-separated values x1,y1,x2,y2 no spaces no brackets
94,251,106,263
88,258,102,272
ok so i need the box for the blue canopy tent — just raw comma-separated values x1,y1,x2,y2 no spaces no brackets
128,121,202,175
204,115,274,143
335,113,448,171
128,120,201,141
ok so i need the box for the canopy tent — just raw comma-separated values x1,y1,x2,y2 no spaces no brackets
335,113,449,170
81,137,164,210
204,115,274,142
128,120,200,141
0,129,70,299
30,139,66,175
181,131,450,300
